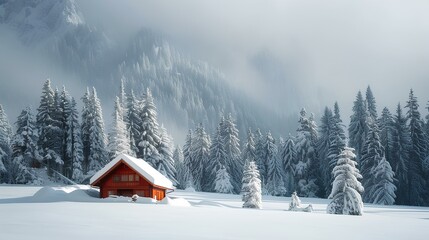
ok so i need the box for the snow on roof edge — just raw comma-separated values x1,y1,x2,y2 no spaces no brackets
89,154,174,189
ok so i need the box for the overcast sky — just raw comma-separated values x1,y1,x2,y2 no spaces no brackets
1,0,428,126
77,0,429,118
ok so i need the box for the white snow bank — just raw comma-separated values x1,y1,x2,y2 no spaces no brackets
159,196,191,207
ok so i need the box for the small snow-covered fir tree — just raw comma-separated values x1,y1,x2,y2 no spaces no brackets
327,147,364,216
241,161,262,209
369,156,397,205
108,97,131,160
214,166,234,194
66,98,83,182
289,191,301,210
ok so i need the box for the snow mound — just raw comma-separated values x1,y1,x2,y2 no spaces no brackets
32,185,98,202
159,196,191,207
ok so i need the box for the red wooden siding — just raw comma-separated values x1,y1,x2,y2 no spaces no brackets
94,160,168,200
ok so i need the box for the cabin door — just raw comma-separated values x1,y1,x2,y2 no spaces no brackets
117,189,133,197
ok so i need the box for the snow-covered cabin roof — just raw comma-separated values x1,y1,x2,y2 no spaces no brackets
90,154,174,189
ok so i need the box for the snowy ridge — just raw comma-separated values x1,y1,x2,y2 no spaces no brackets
89,153,174,189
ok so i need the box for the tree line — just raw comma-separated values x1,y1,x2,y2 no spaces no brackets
0,81,428,206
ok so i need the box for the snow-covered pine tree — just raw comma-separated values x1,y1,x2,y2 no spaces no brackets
241,161,262,209
295,108,321,197
318,107,334,196
119,76,127,112
405,89,427,206
378,107,394,167
214,166,234,194
125,90,141,156
266,132,286,196
59,87,77,179
36,79,63,176
242,129,257,168
279,135,297,196
81,88,92,175
157,125,177,185
183,130,193,187
173,146,189,189
190,124,210,191
66,98,84,183
254,128,267,184
391,103,411,205
221,113,242,193
369,156,397,205
360,117,384,202
87,88,108,176
108,97,131,160
327,147,364,216
10,107,40,184
0,104,12,182
325,102,347,197
349,91,368,161
138,88,161,167
206,126,227,191
366,86,378,120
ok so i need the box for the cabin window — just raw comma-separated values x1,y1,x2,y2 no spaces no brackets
135,175,139,181
108,190,116,196
136,190,145,197
113,175,120,182
121,175,128,182
129,174,134,181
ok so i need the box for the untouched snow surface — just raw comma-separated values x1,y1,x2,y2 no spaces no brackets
0,185,428,240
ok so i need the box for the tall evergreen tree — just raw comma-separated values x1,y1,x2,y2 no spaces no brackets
265,133,285,196
182,130,194,189
138,88,161,167
108,97,131,160
391,103,411,205
366,86,378,120
85,88,108,176
0,104,12,182
325,102,347,197
405,89,427,206
242,129,257,167
221,114,242,193
81,88,92,174
157,125,177,185
206,126,227,191
66,98,84,182
241,161,262,209
36,79,63,176
254,128,267,184
349,91,367,161
295,108,320,197
378,107,394,167
327,147,364,216
370,156,397,205
318,107,334,196
125,90,141,156
173,146,188,189
360,118,384,202
190,124,210,191
279,136,297,195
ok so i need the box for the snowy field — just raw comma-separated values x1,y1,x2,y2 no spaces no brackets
0,185,428,240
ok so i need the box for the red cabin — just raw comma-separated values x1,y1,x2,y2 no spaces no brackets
90,154,174,200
